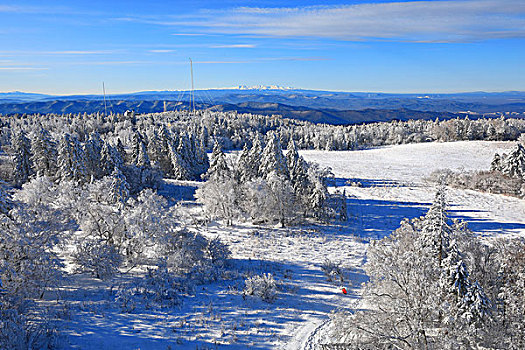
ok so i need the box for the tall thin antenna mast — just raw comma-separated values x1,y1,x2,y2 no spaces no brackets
102,82,107,117
189,58,195,114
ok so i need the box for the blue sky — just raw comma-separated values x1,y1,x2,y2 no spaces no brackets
1,0,524,94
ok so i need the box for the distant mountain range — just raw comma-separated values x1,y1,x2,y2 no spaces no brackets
1,87,524,125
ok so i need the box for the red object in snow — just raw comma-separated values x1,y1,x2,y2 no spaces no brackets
342,287,347,294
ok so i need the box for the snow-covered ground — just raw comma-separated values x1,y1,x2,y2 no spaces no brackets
302,141,525,239
59,141,525,349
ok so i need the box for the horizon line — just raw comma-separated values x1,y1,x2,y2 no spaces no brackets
2,87,525,97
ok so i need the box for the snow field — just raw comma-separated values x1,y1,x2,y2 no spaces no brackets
61,140,524,349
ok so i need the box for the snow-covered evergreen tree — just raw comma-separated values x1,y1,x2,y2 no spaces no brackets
286,139,311,209
131,131,150,168
235,144,251,183
500,143,525,178
11,130,33,187
206,141,230,180
419,185,451,266
490,152,502,172
147,126,172,175
192,134,210,178
30,128,56,177
115,137,126,163
56,134,88,183
259,132,288,179
84,132,103,179
168,139,190,180
99,141,124,178
0,181,12,215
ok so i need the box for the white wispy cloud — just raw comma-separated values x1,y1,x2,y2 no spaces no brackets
0,50,120,56
0,4,101,16
210,44,256,48
0,67,47,71
58,57,327,66
171,33,207,36
0,5,44,13
45,50,119,55
130,0,525,43
148,49,176,53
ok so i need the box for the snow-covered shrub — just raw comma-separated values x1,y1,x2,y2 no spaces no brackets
429,169,525,198
0,309,58,350
244,273,277,303
162,229,207,275
117,259,185,310
321,259,344,282
123,188,177,265
0,213,62,302
424,168,455,184
140,259,183,306
73,239,122,279
75,180,126,251
195,176,241,225
204,236,231,267
115,285,137,313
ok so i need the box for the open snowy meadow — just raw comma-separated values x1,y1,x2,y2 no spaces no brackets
57,140,523,349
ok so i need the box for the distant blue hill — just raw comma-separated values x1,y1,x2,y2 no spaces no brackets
0,87,524,124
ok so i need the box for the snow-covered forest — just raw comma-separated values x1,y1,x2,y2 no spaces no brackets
1,110,525,349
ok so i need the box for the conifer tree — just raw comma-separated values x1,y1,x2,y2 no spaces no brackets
246,135,263,179
0,181,12,215
259,132,288,179
490,153,502,172
99,141,123,177
57,134,88,183
115,138,126,164
168,139,190,180
109,167,130,205
147,126,172,175
206,141,230,180
286,139,310,198
11,130,33,187
192,134,210,179
84,132,103,179
235,144,251,183
30,128,56,177
420,185,451,266
500,143,525,178
131,132,150,168
134,136,150,168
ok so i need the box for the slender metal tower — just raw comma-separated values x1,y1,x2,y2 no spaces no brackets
189,58,195,114
102,82,107,117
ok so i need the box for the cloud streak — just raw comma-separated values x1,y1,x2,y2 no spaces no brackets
133,0,525,43
56,57,328,66
0,67,47,71
210,44,256,48
0,50,121,56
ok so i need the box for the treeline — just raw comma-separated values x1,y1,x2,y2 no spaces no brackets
5,113,209,191
2,111,525,162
